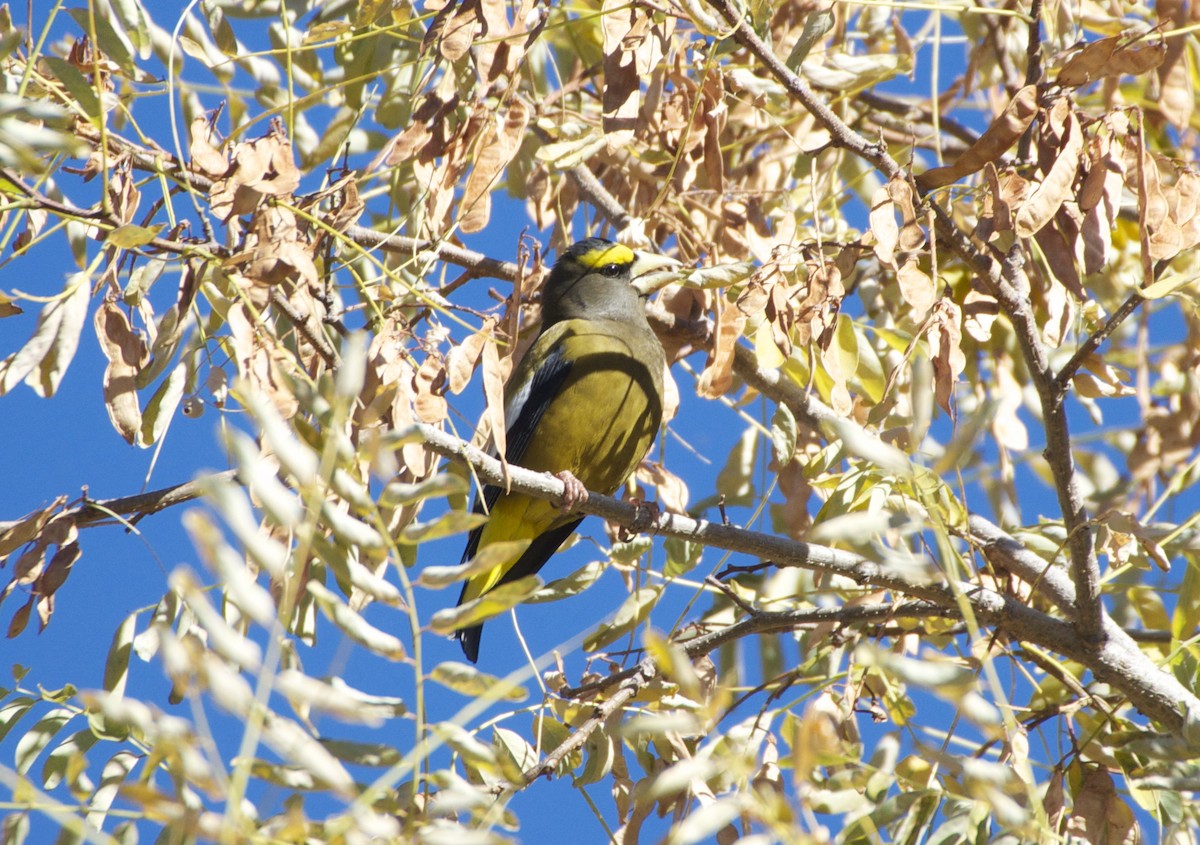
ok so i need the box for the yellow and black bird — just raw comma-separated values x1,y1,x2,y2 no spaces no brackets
455,237,675,662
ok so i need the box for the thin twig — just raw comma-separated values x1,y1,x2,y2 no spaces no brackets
1053,293,1145,393
344,225,521,281
992,245,1104,643
0,470,236,536
523,661,652,783
418,423,1198,733
269,289,340,369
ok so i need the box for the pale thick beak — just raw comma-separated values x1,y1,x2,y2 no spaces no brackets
629,251,683,296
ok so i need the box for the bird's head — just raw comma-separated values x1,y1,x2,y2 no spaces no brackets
541,237,680,326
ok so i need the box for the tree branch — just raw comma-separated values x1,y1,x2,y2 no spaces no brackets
416,423,1200,734
992,246,1104,642
1053,292,1145,393
703,0,902,181
0,470,235,536
696,0,1106,646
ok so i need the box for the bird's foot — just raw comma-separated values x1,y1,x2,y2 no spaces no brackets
618,496,661,541
554,471,589,513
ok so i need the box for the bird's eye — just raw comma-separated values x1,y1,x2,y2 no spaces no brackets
599,263,622,277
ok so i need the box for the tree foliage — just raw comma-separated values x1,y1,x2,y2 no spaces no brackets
2,0,1200,842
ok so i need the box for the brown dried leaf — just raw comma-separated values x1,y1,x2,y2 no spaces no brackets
1074,354,1134,398
480,323,509,464
916,86,1037,191
634,462,689,514
446,318,493,395
209,121,300,220
897,258,935,320
962,290,999,343
928,299,965,417
7,597,32,638
820,314,854,416
0,497,67,560
227,300,299,419
1033,208,1085,299
460,100,529,233
992,354,1029,451
1175,170,1200,252
1015,101,1084,238
432,0,481,61
602,1,671,153
0,292,21,318
413,353,449,425
1140,149,1180,264
1080,203,1112,275
698,296,746,399
95,300,147,444
701,75,726,194
1066,766,1139,844
325,176,365,234
36,540,80,603
1056,32,1166,88
602,0,640,152
868,184,898,266
189,114,228,178
890,179,925,252
1157,45,1193,131
233,205,318,290
1040,266,1075,347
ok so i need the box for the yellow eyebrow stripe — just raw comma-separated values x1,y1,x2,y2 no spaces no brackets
576,243,635,269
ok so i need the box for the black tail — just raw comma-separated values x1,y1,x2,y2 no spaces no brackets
452,518,583,665
458,625,482,663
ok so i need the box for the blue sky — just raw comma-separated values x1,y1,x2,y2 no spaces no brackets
4,2,1195,841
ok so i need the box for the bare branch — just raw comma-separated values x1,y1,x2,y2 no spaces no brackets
417,423,1200,734
523,661,651,784
0,470,235,536
1053,293,1145,392
992,246,1104,642
703,0,902,181
344,225,522,281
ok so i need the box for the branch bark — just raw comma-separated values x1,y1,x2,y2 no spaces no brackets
0,470,235,536
416,423,1200,735
698,0,1108,646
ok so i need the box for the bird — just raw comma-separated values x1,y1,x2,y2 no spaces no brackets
454,237,675,663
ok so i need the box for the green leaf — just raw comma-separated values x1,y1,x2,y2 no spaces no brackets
576,729,614,786
380,473,469,506
103,613,137,695
319,739,402,767
0,696,37,744
41,727,98,791
583,586,663,653
771,402,797,466
15,707,73,775
428,575,542,634
1174,554,1200,643
429,662,528,702
663,536,702,579
786,8,836,69
41,57,101,119
417,540,532,589
399,510,488,544
715,428,758,504
527,560,604,603
106,223,165,249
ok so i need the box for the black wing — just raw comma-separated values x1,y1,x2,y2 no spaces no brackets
456,516,583,663
457,344,574,565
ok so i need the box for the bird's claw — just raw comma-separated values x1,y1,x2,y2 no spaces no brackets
554,471,589,513
618,496,660,541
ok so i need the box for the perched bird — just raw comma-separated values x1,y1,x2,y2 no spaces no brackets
455,237,675,662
